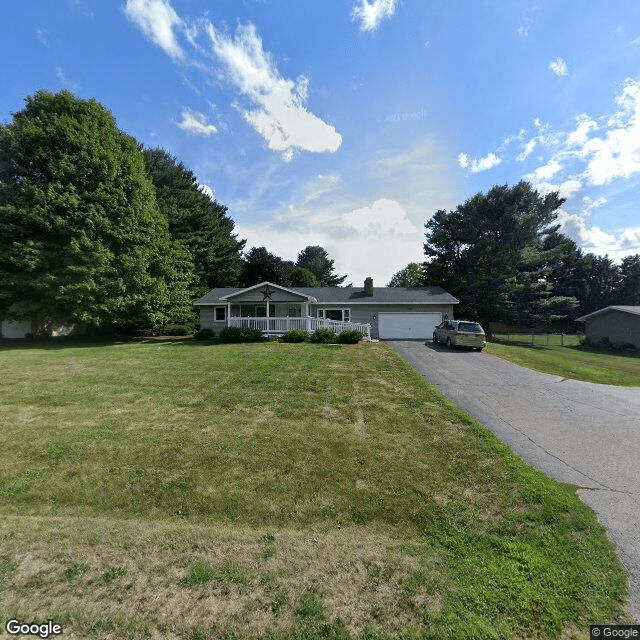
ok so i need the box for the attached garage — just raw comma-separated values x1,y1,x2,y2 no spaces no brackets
378,312,442,340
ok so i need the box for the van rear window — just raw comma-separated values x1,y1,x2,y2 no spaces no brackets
458,322,483,333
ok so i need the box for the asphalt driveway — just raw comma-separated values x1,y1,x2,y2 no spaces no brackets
388,339,640,622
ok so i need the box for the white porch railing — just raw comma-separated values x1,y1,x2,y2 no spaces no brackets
228,316,371,339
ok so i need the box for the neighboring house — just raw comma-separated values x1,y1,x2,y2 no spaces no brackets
1,319,79,339
577,306,640,349
1,319,33,339
195,277,459,340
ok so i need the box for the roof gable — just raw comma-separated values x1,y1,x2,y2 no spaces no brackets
219,282,317,303
577,305,640,322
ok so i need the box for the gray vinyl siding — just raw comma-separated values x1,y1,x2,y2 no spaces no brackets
199,307,227,333
311,303,455,339
585,310,640,348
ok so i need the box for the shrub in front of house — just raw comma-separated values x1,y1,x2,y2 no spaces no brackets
163,324,195,336
219,326,264,343
281,329,308,343
194,328,215,341
337,329,364,344
309,328,338,344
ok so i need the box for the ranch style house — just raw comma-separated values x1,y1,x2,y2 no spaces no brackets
195,277,459,340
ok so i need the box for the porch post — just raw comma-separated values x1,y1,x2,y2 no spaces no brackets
227,302,231,325
266,299,270,332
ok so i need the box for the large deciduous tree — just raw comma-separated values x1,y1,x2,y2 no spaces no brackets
242,247,293,286
143,148,245,297
388,262,423,287
296,245,347,286
423,181,577,331
0,90,192,333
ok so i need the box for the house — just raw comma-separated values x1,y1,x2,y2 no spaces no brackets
1,319,33,339
1,319,79,339
194,277,459,340
577,305,640,349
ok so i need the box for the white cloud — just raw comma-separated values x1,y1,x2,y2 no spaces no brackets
566,114,598,147
457,151,502,173
341,198,419,236
580,79,640,185
231,139,461,285
236,198,422,286
126,0,342,161
582,195,607,213
476,77,640,214
471,152,502,173
549,57,568,77
517,138,537,161
124,0,184,60
352,0,398,33
205,22,342,161
175,108,217,136
457,153,470,169
458,152,502,173
558,211,617,249
557,210,640,258
538,178,582,199
55,67,80,92
524,158,562,183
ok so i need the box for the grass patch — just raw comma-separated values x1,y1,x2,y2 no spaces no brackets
64,561,90,580
180,561,217,587
102,565,127,582
486,338,640,386
180,561,246,589
0,338,631,638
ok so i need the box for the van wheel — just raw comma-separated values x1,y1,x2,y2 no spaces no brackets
446,338,452,349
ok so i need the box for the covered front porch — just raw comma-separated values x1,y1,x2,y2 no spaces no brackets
228,315,371,339
203,282,371,339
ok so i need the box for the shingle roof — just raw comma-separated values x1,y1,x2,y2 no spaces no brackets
195,285,459,305
577,305,640,321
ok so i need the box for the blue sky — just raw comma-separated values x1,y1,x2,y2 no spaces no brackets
3,1,640,285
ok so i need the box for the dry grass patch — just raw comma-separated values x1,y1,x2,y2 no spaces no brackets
1,516,437,638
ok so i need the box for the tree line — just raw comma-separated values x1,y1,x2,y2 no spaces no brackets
0,90,345,335
3,90,635,336
389,181,640,331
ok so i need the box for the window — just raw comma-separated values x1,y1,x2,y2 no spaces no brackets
318,308,349,321
215,307,226,321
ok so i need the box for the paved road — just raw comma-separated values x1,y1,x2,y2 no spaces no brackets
388,340,640,622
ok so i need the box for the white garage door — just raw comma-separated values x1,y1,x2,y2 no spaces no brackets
378,313,442,339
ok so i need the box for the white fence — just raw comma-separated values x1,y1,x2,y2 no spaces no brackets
228,316,371,339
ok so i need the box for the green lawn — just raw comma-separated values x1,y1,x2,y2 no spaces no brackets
0,338,630,639
486,338,640,386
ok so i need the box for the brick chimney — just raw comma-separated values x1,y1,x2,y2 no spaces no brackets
364,277,373,296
